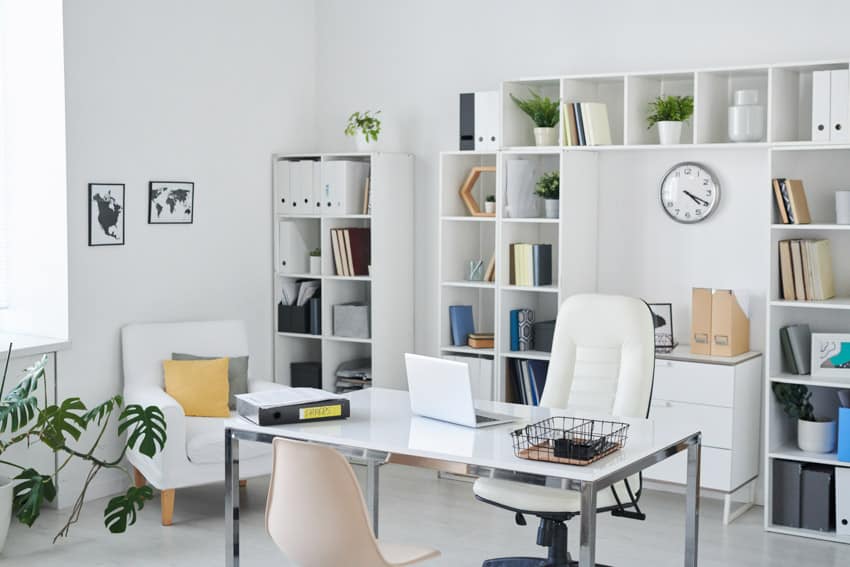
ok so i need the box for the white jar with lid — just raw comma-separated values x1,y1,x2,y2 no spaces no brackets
728,89,764,142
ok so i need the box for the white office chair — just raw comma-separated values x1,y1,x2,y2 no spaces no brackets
122,320,286,525
473,294,656,567
266,437,440,567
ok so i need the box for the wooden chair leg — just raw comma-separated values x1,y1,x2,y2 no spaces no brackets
161,489,175,526
239,479,247,488
133,468,146,488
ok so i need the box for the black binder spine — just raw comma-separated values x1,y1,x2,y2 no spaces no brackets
257,398,351,426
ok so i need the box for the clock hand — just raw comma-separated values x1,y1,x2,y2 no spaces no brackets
683,190,710,207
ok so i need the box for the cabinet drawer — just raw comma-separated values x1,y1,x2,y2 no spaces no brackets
649,400,732,449
653,360,734,407
644,446,732,491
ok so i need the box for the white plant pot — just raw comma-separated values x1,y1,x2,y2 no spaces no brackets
544,199,559,219
533,127,558,147
0,477,12,554
797,418,836,453
309,256,321,275
354,134,378,153
484,201,496,214
657,121,683,145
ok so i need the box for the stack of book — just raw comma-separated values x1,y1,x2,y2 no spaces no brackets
779,324,811,375
467,332,494,349
778,239,835,301
562,102,612,146
772,178,811,225
509,243,552,286
331,227,370,276
509,359,549,406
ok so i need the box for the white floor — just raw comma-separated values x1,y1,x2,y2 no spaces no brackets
3,465,847,566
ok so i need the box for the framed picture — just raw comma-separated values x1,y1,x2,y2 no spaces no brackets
648,303,675,352
811,333,850,378
88,183,125,246
148,181,194,224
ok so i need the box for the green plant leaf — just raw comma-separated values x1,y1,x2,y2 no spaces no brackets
13,468,57,527
535,171,560,199
0,355,48,433
646,95,694,128
103,485,153,533
37,398,88,450
510,90,560,128
83,395,124,426
118,405,166,458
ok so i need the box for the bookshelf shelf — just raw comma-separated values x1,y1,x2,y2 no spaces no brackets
501,350,552,361
769,298,850,310
770,373,850,389
502,218,560,224
770,223,850,231
502,285,559,294
440,345,495,357
273,152,413,392
765,524,850,545
768,446,850,469
440,216,496,223
441,281,494,289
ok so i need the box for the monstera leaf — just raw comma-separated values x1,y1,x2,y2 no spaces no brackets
118,405,166,458
37,398,88,451
13,469,57,527
0,355,48,433
83,395,124,426
104,485,153,533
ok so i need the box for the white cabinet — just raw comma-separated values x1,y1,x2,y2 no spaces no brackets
644,347,763,524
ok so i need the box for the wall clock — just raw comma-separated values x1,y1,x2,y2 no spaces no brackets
659,162,720,223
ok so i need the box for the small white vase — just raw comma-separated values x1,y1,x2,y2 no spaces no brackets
309,256,321,275
657,121,683,145
484,201,496,214
354,134,377,153
0,477,12,554
728,90,764,142
797,418,836,453
533,127,558,147
544,199,559,219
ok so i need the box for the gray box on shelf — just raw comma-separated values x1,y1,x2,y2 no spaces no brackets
772,459,802,528
333,302,370,338
533,320,556,352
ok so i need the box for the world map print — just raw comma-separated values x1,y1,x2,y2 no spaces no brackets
148,182,194,224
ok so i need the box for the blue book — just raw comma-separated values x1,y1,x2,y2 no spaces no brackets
510,309,520,351
527,360,549,404
449,305,475,346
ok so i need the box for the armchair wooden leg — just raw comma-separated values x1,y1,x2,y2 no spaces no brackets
239,480,247,488
161,489,175,526
133,468,146,488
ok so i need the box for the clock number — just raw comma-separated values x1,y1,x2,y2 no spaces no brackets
685,212,691,219
703,179,709,186
667,201,674,207
684,167,692,175
674,208,680,215
695,209,702,216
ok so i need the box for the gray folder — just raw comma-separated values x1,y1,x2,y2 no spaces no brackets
801,465,834,532
772,459,802,528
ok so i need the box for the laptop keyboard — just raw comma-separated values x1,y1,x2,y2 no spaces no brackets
475,414,498,424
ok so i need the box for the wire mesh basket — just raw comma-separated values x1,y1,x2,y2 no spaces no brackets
512,416,629,466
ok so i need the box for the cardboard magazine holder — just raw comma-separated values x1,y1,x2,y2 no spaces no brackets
690,288,713,355
710,289,750,357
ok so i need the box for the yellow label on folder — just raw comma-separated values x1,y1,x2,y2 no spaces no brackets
300,404,342,420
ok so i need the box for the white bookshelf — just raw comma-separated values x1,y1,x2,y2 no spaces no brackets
272,152,414,391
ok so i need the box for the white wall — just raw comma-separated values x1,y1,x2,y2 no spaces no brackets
58,0,316,503
313,0,850,355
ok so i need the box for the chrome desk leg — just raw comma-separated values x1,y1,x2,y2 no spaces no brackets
685,435,702,567
225,428,240,567
366,458,380,537
579,480,597,567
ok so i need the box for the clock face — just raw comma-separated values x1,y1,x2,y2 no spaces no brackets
660,162,720,223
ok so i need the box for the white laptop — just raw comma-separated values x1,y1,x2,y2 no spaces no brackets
404,353,517,428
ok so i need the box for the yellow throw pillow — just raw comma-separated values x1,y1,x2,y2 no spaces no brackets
163,358,230,417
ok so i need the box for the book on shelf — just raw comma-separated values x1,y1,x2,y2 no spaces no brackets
779,324,811,375
561,102,611,146
449,305,475,347
778,239,835,301
509,308,534,351
330,227,371,276
509,243,552,286
467,332,494,349
484,255,496,282
772,178,811,225
509,358,549,406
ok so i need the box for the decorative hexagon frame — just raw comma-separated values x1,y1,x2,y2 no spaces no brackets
459,165,496,217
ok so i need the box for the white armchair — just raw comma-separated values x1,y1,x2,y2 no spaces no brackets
121,320,284,525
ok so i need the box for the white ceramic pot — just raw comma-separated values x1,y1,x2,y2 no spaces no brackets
728,90,764,142
0,477,12,554
354,134,377,153
797,418,836,453
484,201,496,214
533,127,558,147
657,121,683,145
544,199,559,219
309,256,321,275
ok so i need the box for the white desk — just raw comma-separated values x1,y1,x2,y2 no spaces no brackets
224,388,701,567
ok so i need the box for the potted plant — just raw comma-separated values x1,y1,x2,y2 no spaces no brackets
535,171,560,218
484,195,496,214
344,110,382,152
646,95,694,145
0,349,167,548
510,90,560,146
773,383,836,453
309,247,321,275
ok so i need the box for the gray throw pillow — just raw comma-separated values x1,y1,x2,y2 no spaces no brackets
172,353,249,410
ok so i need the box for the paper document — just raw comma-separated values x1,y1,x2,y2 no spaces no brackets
236,388,342,409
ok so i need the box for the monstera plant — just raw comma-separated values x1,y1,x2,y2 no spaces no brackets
0,347,166,542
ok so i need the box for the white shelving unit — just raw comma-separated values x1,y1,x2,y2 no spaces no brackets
440,59,850,541
272,152,414,391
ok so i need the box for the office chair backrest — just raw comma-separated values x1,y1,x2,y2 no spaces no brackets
540,294,655,418
265,438,389,567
